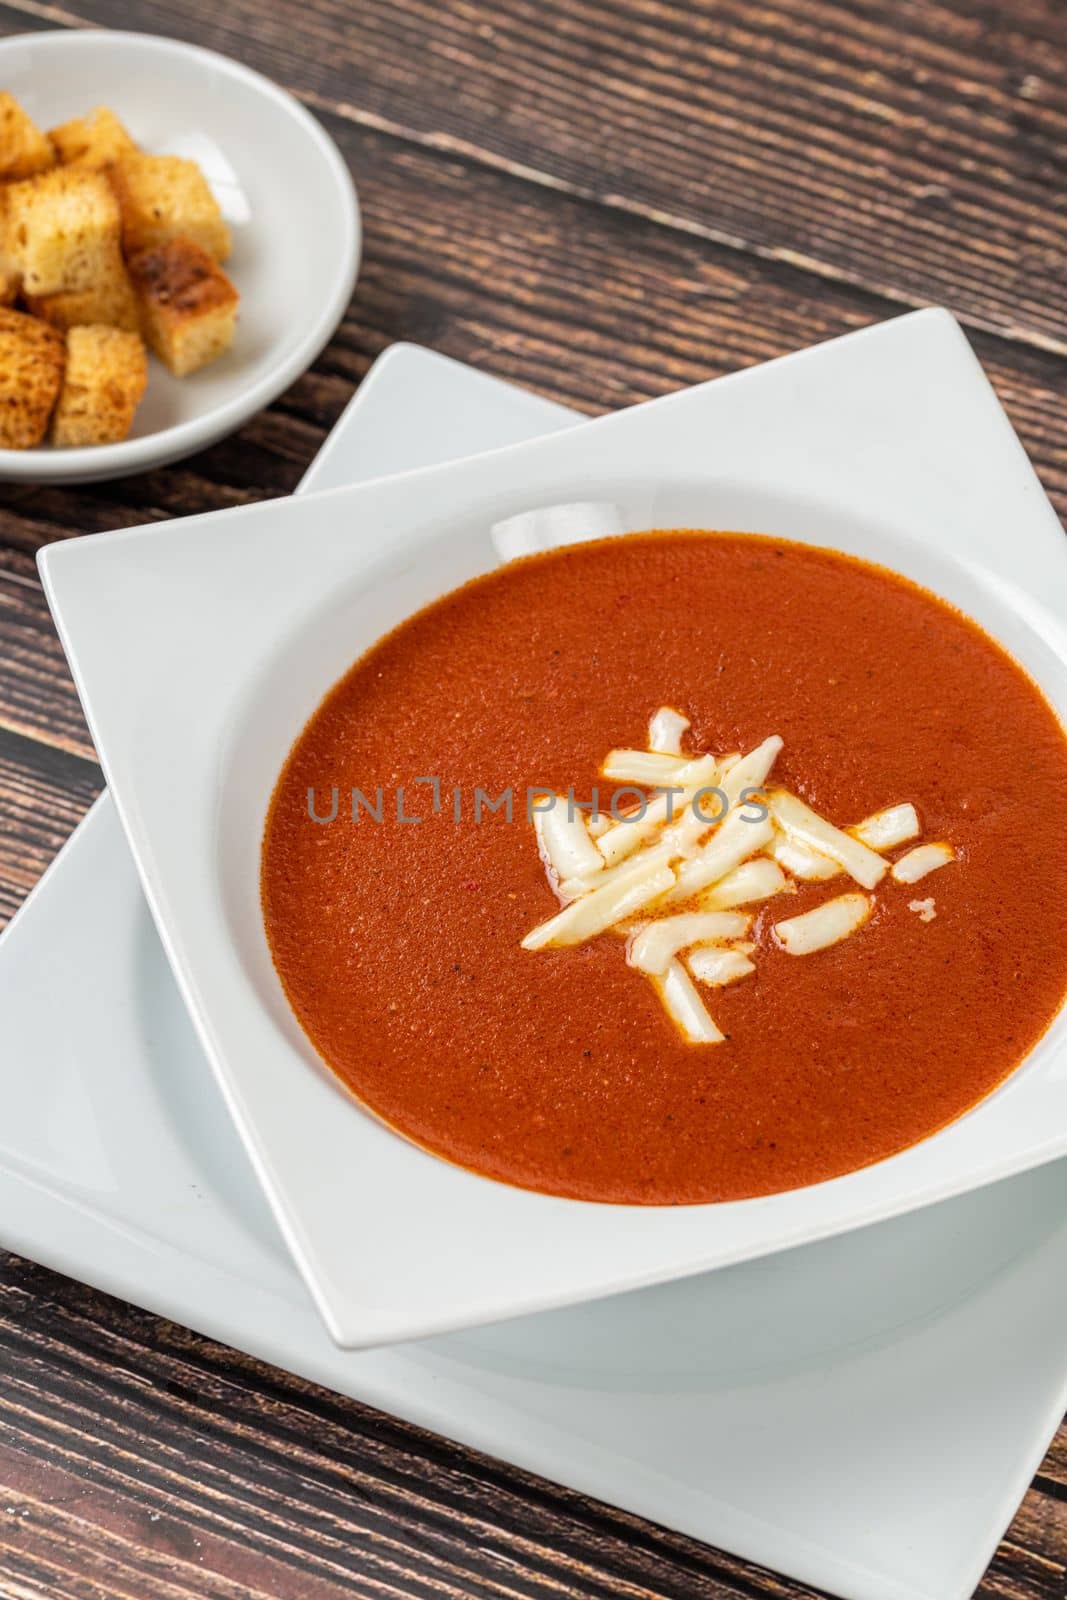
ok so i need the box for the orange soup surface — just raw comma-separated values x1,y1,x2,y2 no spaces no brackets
261,532,1067,1203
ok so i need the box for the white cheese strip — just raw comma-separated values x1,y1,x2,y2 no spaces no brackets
627,911,751,976
663,812,775,904
602,749,691,786
768,790,887,890
767,801,919,880
700,856,788,909
767,829,841,881
596,753,719,869
648,706,690,756
534,799,605,885
651,959,725,1044
909,897,937,922
522,860,676,949
891,842,955,883
562,835,675,903
687,946,756,987
851,803,920,851
774,893,872,955
719,736,783,808
664,735,782,857
490,501,624,563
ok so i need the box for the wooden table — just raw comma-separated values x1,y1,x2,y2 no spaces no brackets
1,1,1065,1594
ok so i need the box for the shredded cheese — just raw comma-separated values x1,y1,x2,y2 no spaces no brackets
520,709,958,1044
664,811,775,903
595,753,719,869
891,842,955,883
719,736,783,808
768,790,887,890
768,801,920,880
534,799,604,886
687,946,756,987
652,959,725,1043
766,829,841,881
851,803,920,852
648,706,690,756
700,856,788,909
774,893,872,955
627,911,751,976
522,858,677,949
602,750,691,786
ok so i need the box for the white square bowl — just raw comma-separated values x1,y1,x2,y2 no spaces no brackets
39,308,1067,1349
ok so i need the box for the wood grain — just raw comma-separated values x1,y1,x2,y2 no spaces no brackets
0,1251,1062,1600
6,1232,1061,1600
0,729,101,921
4,0,1065,355
0,0,1064,1596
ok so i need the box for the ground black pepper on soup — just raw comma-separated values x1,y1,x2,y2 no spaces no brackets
261,531,1067,1204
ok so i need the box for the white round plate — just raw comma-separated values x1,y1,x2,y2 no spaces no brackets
0,29,360,483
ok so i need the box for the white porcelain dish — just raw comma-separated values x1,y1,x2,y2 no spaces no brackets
0,29,360,483
5,344,1067,1600
38,309,1067,1350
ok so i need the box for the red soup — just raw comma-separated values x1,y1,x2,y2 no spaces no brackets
261,531,1067,1204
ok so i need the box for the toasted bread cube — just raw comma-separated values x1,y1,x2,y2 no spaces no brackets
128,237,237,376
109,153,230,262
0,307,65,448
49,106,137,170
51,324,147,447
0,187,19,298
2,168,122,296
0,92,54,181
26,255,140,333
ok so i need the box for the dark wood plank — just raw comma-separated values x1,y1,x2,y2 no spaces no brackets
4,0,1064,356
0,728,101,923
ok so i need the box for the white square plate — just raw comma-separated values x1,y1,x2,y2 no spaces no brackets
5,343,1067,1600
38,309,1067,1349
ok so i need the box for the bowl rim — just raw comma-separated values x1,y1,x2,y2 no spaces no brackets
37,310,1067,1348
0,27,361,480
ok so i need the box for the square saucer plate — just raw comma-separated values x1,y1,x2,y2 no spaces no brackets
4,343,1067,1600
37,309,1067,1350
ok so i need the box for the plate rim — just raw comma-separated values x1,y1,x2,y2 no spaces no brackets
36,308,1067,1350
4,339,1067,1600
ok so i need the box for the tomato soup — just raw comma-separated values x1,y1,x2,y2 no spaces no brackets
261,531,1067,1204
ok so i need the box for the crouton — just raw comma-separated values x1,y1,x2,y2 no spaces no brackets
26,256,140,333
51,324,147,447
127,236,237,376
0,187,18,297
0,92,54,181
108,153,230,262
49,106,137,171
0,306,65,448
2,167,122,296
